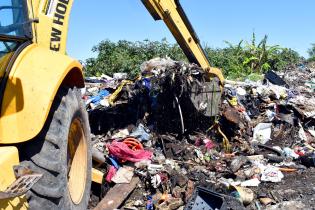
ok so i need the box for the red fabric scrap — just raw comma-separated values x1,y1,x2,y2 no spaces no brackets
107,141,153,162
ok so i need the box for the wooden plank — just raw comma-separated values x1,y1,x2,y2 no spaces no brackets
94,177,140,210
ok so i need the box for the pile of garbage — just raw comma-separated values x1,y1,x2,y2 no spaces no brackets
84,58,315,210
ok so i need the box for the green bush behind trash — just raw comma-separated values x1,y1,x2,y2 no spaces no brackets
84,33,302,80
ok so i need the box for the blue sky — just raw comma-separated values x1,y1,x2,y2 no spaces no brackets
67,0,315,61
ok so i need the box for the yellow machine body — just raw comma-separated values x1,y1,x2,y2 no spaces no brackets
0,1,81,208
0,53,14,79
0,0,79,142
28,0,73,54
0,147,28,210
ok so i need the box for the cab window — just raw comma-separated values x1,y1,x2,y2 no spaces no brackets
0,0,30,37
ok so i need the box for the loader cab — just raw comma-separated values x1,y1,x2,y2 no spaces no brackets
0,0,31,82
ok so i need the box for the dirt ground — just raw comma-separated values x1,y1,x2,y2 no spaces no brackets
255,167,315,209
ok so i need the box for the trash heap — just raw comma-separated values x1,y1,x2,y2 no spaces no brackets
84,58,315,210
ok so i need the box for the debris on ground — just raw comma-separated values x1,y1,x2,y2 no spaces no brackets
85,58,315,209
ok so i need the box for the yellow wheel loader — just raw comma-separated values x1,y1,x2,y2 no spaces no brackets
0,0,90,209
0,0,224,209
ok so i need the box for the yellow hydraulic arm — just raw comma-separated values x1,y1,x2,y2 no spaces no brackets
141,0,224,85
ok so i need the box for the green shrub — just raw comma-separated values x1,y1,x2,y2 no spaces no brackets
84,39,185,78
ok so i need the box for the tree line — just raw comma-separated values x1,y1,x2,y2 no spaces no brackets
84,33,314,80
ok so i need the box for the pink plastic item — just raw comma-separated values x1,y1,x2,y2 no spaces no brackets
106,166,117,183
204,139,215,150
107,141,153,162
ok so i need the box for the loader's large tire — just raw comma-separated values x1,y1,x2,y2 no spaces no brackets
20,87,91,210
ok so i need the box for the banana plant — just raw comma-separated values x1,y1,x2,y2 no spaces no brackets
308,43,315,61
243,33,281,73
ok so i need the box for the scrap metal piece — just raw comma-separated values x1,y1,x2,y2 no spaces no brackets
0,173,42,200
190,78,221,117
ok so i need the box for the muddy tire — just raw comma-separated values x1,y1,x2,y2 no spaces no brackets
20,87,91,210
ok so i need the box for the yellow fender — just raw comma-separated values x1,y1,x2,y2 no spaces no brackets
0,44,84,144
